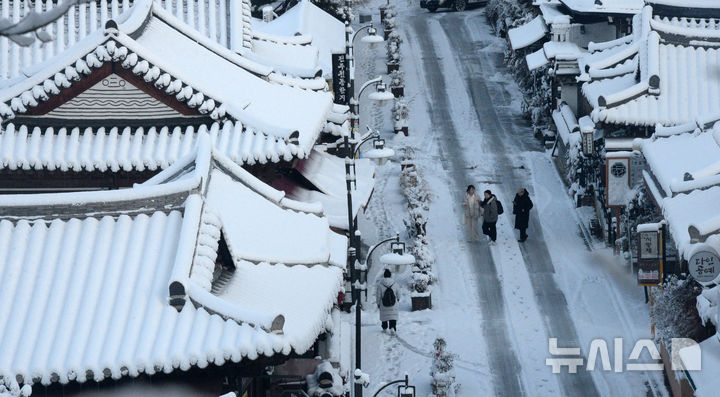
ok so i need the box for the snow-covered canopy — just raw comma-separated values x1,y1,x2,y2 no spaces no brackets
508,16,548,51
0,0,336,158
0,133,346,387
580,5,720,127
252,0,345,80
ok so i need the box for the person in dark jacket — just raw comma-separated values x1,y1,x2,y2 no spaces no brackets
480,190,498,244
513,188,533,242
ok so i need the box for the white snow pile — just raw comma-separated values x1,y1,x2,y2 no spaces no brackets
306,360,345,396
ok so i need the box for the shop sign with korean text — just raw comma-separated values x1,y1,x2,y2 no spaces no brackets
606,156,631,207
688,248,720,285
637,230,661,285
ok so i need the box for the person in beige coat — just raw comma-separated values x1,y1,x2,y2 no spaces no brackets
462,185,483,241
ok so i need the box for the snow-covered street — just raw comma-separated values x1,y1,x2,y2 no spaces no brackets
355,2,669,396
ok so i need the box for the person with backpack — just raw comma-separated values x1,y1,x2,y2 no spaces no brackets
376,268,401,334
481,189,502,244
513,188,534,242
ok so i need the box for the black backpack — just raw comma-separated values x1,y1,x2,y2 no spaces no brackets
381,285,396,306
496,199,504,215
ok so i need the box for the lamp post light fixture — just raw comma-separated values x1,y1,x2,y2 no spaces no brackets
350,77,395,137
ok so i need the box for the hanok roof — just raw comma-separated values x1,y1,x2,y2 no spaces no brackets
0,0,251,83
0,121,299,172
639,120,720,259
274,148,376,230
580,5,720,127
0,133,346,387
252,0,345,81
0,0,336,157
560,0,643,16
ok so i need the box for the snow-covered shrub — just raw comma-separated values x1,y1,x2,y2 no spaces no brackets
390,70,404,88
385,23,402,64
412,271,430,293
399,149,437,296
393,99,409,129
654,276,707,349
431,338,460,396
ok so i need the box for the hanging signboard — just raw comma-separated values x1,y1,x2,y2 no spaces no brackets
637,230,662,285
332,52,349,106
606,156,630,207
688,248,720,285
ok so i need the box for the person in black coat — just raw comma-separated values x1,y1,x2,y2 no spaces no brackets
513,188,533,242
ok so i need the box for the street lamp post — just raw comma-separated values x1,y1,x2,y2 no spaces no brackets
349,77,393,137
343,128,394,397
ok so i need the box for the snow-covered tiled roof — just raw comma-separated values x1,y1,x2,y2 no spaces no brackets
0,133,345,387
662,186,720,259
275,148,376,230
0,0,335,158
0,121,299,173
0,0,252,83
642,127,720,196
580,5,720,127
247,38,322,79
252,0,345,80
560,0,643,15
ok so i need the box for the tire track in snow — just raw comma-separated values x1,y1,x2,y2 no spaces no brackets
408,13,527,397
437,11,600,397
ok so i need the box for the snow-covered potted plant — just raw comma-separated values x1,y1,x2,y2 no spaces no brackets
393,99,409,136
411,270,432,311
383,5,397,29
389,70,404,97
386,42,401,73
431,338,460,396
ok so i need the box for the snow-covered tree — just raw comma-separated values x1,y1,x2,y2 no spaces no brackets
654,275,709,349
0,0,89,46
430,338,459,396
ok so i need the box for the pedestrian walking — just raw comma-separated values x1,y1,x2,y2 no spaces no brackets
462,185,483,241
481,189,499,244
376,269,400,334
513,188,533,242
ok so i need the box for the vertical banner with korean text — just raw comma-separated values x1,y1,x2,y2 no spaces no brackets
332,52,349,106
